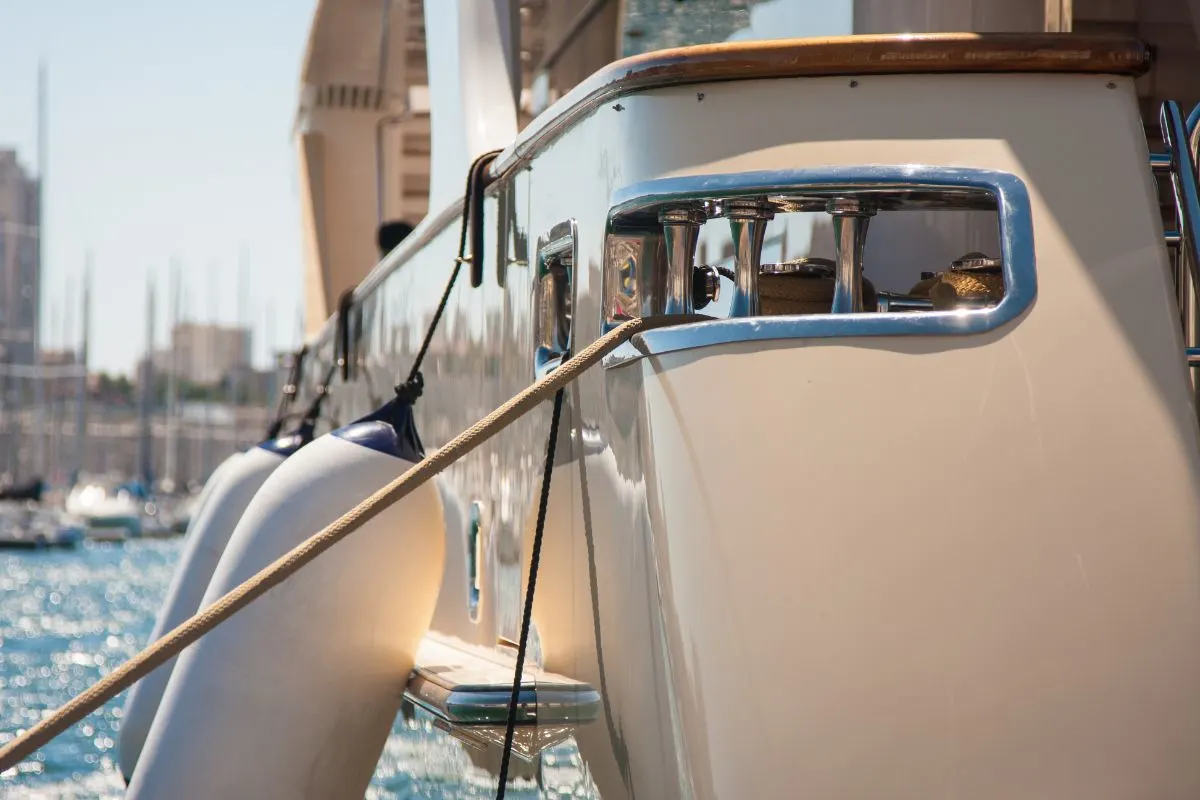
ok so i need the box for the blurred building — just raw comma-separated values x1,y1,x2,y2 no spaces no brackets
0,148,40,368
1,389,272,489
156,322,253,385
39,348,82,401
228,361,280,405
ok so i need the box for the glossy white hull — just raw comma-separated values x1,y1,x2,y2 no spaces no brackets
283,61,1200,797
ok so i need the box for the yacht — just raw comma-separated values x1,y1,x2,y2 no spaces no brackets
126,1,1200,797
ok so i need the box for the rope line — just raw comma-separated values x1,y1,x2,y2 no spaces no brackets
0,315,686,773
295,364,339,442
397,149,501,401
495,386,565,798
265,345,308,440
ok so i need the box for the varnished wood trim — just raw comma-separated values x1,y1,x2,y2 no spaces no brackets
494,33,1151,176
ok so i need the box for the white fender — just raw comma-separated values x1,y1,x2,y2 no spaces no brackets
178,451,243,537
129,406,444,800
119,441,298,780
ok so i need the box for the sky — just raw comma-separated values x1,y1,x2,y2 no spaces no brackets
0,0,317,375
0,0,853,377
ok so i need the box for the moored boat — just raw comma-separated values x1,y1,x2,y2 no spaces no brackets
64,481,145,541
122,9,1200,800
0,506,84,550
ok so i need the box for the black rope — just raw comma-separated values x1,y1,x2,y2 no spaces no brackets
276,288,355,442
495,386,566,799
269,409,306,432
336,289,355,382
294,364,337,442
394,149,501,404
265,345,309,440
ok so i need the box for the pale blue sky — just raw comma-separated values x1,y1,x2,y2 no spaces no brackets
0,0,317,374
0,0,853,377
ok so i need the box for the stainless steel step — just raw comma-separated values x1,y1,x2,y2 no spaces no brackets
403,632,601,760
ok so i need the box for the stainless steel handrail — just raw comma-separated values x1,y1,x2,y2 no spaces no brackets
1165,101,1200,274
1187,103,1199,172
1163,104,1200,385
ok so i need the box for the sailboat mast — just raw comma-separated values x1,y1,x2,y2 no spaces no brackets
163,260,180,490
31,61,48,478
228,251,246,449
136,275,155,487
265,300,276,412
72,257,90,483
202,264,215,478
183,282,202,488
57,277,71,481
48,291,60,480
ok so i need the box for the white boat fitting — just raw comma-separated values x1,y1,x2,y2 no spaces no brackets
122,12,1200,800
128,398,444,799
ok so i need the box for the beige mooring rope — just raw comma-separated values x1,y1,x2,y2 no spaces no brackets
0,315,675,773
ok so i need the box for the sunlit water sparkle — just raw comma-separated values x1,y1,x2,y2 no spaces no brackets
0,539,593,798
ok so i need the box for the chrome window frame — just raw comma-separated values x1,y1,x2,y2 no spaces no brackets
601,165,1037,368
533,219,578,380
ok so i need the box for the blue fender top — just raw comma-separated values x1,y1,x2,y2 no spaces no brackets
257,432,309,457
331,397,425,462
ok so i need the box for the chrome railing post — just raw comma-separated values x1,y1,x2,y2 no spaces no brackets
660,207,706,315
725,199,774,317
827,198,876,313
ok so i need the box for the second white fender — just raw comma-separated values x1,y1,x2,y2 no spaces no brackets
128,401,444,799
118,437,304,781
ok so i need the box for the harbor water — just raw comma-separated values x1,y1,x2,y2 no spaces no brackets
0,538,592,798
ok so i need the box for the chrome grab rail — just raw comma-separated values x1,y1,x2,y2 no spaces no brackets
1162,102,1200,275
601,166,1037,364
1188,104,1199,172
1161,103,1200,382
875,292,996,312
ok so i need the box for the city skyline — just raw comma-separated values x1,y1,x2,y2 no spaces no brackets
0,1,318,376
0,147,40,368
